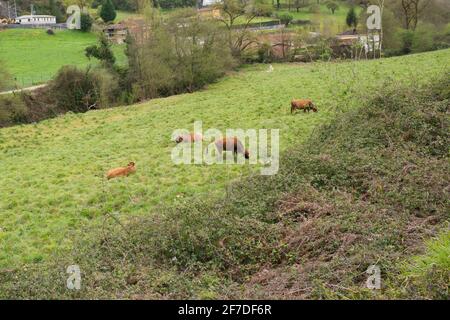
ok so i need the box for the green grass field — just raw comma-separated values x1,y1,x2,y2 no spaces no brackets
0,49,449,268
0,29,126,88
234,3,359,33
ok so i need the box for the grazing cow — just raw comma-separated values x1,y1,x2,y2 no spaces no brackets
214,136,249,159
291,99,318,114
175,133,203,143
107,162,136,180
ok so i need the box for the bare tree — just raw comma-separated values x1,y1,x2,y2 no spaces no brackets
400,0,431,30
215,0,264,57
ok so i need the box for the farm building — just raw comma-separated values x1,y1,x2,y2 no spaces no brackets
201,0,221,6
103,24,128,44
15,14,56,25
335,30,381,53
197,6,220,18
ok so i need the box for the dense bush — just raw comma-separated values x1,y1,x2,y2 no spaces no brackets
275,12,294,26
80,13,93,32
112,0,139,11
49,66,119,112
0,94,28,126
384,23,450,57
126,8,236,101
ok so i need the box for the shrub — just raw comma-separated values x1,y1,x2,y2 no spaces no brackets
257,42,273,62
346,6,358,29
80,13,93,32
275,12,294,26
0,94,28,126
126,8,235,101
399,29,415,54
49,66,119,113
100,0,117,23
85,34,116,67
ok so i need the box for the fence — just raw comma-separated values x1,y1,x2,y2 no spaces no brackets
2,72,54,91
5,23,67,30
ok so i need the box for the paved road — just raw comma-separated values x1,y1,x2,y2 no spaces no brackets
0,84,47,95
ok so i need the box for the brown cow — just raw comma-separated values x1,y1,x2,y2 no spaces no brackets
214,136,249,159
291,99,318,114
107,162,136,180
175,133,204,143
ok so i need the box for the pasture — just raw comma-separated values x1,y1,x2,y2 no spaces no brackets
0,29,126,88
0,49,449,268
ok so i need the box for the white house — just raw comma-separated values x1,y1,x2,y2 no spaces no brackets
202,0,221,6
15,15,56,25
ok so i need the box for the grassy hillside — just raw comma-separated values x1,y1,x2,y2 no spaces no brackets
276,3,360,33
0,29,126,88
0,49,449,270
0,60,447,299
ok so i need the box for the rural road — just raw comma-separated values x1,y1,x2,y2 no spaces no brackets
0,84,47,95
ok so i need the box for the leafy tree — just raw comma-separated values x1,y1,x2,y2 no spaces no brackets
49,0,64,23
80,13,93,32
294,0,309,13
276,12,294,26
100,0,117,23
326,1,338,14
346,6,358,29
85,34,116,67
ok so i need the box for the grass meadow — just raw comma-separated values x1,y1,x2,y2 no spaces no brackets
0,49,449,268
0,29,126,88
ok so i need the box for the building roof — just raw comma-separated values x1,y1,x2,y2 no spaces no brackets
202,0,221,6
103,24,128,31
338,29,358,36
16,15,56,19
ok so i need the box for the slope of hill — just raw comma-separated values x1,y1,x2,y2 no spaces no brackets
0,58,448,299
0,49,449,272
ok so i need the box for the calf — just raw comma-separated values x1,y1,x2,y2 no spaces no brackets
214,136,249,159
107,162,136,180
291,99,318,114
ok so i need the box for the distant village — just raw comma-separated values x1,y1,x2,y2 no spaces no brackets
0,1,58,26
0,0,380,55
